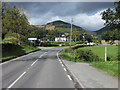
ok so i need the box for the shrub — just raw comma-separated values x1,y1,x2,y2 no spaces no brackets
64,48,73,53
75,49,100,62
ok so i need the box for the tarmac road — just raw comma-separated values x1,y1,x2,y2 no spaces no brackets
1,47,75,89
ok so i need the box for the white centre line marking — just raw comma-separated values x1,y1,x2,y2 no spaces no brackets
67,75,72,81
62,64,64,67
31,59,38,66
31,52,47,66
7,71,26,88
39,52,47,58
64,68,67,71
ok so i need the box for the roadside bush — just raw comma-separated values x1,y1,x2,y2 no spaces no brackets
75,49,100,62
64,48,74,53
76,41,83,44
2,43,20,51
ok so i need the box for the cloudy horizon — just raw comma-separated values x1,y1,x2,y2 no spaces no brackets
10,2,115,31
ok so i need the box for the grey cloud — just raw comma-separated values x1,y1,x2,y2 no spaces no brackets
10,2,114,17
76,2,115,14
9,2,115,31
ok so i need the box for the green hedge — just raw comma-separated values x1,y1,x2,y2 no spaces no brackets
60,47,100,62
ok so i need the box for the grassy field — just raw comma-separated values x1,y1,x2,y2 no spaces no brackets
59,45,119,77
77,45,118,60
2,44,40,62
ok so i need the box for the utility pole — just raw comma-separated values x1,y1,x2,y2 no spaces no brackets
70,18,73,48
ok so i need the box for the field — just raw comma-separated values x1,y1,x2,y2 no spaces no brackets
59,45,119,77
78,45,118,60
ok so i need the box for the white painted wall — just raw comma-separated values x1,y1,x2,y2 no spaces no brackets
55,37,67,42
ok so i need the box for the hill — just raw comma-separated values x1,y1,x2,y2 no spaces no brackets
95,26,113,35
34,20,95,36
47,20,84,31
35,20,86,31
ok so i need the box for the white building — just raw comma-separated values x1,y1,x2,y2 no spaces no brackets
55,37,67,42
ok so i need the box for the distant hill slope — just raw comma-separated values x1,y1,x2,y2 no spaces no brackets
34,20,95,35
35,20,85,31
47,20,84,31
95,26,113,35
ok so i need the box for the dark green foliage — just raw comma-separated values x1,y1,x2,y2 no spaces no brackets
101,31,111,42
84,34,93,43
2,5,30,45
100,2,120,42
75,49,100,62
48,20,85,31
34,20,95,42
101,29,120,41
101,1,120,27
2,6,29,37
95,26,113,35
60,47,100,62
2,43,40,62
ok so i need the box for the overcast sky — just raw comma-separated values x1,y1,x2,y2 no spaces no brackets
10,2,115,31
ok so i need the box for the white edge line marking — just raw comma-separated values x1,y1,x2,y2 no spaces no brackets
7,71,26,88
62,64,64,67
64,68,67,71
57,51,85,88
67,75,72,81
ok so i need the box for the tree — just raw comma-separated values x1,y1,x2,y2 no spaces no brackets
101,1,120,27
84,34,93,43
2,5,30,45
101,31,111,42
101,1,120,42
2,6,29,39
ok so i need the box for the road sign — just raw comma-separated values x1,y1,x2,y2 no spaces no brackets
28,38,37,40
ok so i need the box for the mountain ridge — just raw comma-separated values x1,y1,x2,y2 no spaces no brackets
95,26,113,35
34,20,86,31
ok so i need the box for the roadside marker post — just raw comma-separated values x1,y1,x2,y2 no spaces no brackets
105,44,107,62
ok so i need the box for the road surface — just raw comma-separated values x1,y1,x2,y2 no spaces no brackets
1,47,75,89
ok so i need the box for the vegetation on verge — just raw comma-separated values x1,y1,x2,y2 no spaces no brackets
2,44,40,62
1,4,40,62
59,45,119,77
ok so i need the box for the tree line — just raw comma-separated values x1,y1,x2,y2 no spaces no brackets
1,1,119,46
101,1,120,42
1,3,94,45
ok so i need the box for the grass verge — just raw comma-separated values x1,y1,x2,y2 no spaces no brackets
90,61,119,77
2,44,40,62
59,45,119,77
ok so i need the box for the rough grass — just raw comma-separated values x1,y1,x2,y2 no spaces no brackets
59,49,76,62
59,45,119,77
78,45,118,60
91,61,119,77
2,44,40,62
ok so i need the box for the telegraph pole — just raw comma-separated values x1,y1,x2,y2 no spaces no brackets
70,18,73,48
